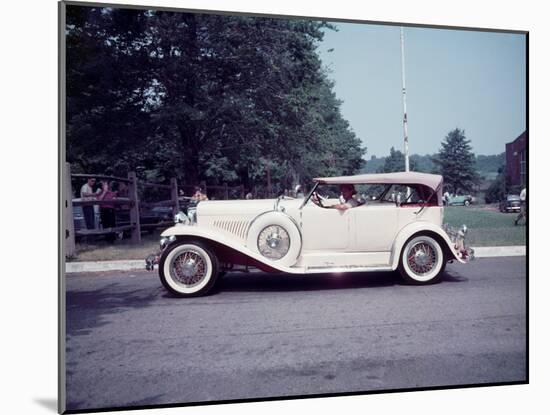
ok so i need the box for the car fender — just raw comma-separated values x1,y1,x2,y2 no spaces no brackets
390,221,464,269
160,225,294,272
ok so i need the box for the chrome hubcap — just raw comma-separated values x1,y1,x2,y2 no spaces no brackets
407,242,437,275
181,258,198,277
171,250,207,286
266,232,281,249
258,225,290,260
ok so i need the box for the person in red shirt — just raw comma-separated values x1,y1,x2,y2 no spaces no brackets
98,181,118,242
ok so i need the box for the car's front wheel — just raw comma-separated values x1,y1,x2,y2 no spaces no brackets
159,240,219,297
398,235,445,284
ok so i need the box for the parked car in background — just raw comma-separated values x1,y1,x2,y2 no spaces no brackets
447,194,474,206
499,194,521,213
148,172,474,297
116,206,174,233
73,205,86,231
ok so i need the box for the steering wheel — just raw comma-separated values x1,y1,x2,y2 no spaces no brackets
312,191,324,207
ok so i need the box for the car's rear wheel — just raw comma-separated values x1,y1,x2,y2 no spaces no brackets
398,235,445,284
159,240,219,297
464,200,470,206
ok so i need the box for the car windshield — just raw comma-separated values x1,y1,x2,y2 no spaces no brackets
507,195,520,201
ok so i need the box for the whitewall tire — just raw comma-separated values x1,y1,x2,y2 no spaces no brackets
159,240,219,297
398,235,445,284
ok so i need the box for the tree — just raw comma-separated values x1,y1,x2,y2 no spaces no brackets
65,7,155,175
65,6,364,190
410,154,435,173
432,128,479,194
485,167,506,203
377,147,416,173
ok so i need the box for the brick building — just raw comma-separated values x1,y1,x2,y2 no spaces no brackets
505,131,527,187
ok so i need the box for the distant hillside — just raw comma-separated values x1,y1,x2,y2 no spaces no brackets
363,156,385,173
363,152,505,177
410,154,436,172
362,154,436,174
476,153,505,177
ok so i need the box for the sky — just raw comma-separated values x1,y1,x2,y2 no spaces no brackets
317,23,526,158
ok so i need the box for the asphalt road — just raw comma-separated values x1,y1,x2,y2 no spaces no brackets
64,257,527,411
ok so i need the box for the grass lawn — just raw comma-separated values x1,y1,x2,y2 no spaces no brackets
443,205,526,246
69,230,161,262
69,205,526,262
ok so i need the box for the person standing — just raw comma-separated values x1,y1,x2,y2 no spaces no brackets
295,184,304,198
80,178,100,229
191,186,208,202
98,181,118,242
515,187,527,225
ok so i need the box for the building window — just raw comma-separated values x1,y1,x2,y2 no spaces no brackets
520,150,526,186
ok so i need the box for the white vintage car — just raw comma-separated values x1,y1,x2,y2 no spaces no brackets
149,172,473,297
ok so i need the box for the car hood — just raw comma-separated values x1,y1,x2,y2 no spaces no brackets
197,198,303,217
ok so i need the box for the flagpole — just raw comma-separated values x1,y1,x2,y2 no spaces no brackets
400,27,410,172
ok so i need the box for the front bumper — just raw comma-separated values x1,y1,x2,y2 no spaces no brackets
145,253,160,271
443,224,475,261
145,235,177,270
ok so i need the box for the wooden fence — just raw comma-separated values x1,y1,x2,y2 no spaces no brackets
63,163,245,257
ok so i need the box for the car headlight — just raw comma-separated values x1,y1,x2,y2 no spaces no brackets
174,211,189,225
187,207,197,224
160,235,176,250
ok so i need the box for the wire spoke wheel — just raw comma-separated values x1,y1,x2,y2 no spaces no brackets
160,241,219,297
399,235,444,284
171,250,208,287
407,242,437,275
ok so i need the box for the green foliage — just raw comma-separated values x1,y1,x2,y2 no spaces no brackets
432,128,480,194
485,170,506,203
65,6,365,190
366,151,502,180
376,147,417,173
476,153,505,177
363,155,385,173
410,154,435,173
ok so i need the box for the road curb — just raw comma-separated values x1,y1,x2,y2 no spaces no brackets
65,245,526,274
66,260,145,273
472,246,526,258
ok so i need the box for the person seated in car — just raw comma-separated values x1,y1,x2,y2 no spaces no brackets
331,184,361,210
312,184,360,210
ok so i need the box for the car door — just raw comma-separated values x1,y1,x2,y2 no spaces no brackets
300,202,353,251
353,203,399,252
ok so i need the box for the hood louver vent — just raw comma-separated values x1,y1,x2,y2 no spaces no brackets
213,220,249,240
